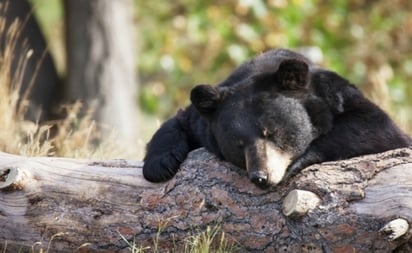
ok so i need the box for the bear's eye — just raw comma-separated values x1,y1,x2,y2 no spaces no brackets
237,140,244,148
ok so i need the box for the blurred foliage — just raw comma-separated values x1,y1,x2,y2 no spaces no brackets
28,0,65,74
136,0,412,133
30,0,412,133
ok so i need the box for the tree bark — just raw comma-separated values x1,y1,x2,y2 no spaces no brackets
64,0,138,140
1,147,412,252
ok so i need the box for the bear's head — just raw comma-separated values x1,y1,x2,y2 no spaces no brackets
191,58,322,188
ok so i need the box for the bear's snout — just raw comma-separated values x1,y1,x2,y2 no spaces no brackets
245,140,292,188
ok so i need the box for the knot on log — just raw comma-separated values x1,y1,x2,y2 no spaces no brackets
380,218,409,241
282,189,321,217
0,167,25,191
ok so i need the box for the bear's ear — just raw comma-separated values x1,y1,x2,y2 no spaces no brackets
190,84,221,115
275,59,310,90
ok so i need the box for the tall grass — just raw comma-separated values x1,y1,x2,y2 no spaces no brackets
0,7,131,159
0,8,53,156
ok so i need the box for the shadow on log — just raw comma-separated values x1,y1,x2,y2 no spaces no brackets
1,147,412,252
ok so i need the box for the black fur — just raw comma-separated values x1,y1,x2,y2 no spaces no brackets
284,70,412,180
143,49,411,186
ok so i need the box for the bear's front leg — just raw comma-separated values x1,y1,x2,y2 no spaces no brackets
143,117,191,182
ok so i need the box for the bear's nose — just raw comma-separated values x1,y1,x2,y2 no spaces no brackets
249,171,269,188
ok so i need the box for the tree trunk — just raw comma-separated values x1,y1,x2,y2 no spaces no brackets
1,147,412,252
64,0,138,141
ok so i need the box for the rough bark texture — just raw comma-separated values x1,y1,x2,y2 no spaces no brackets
1,147,412,252
64,0,138,140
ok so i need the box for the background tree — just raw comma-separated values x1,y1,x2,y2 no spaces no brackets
64,0,138,141
0,0,60,121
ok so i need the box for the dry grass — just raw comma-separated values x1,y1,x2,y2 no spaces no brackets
118,225,238,253
183,226,239,253
0,2,138,160
0,12,52,156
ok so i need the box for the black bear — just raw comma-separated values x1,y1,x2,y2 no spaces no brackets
143,49,411,188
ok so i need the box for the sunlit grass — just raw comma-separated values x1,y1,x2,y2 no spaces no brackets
183,226,239,253
118,225,238,253
0,14,137,158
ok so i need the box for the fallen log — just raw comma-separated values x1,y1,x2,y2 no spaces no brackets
1,147,412,252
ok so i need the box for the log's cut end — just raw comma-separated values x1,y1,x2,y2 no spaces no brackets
282,189,321,217
0,167,26,190
379,218,409,241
